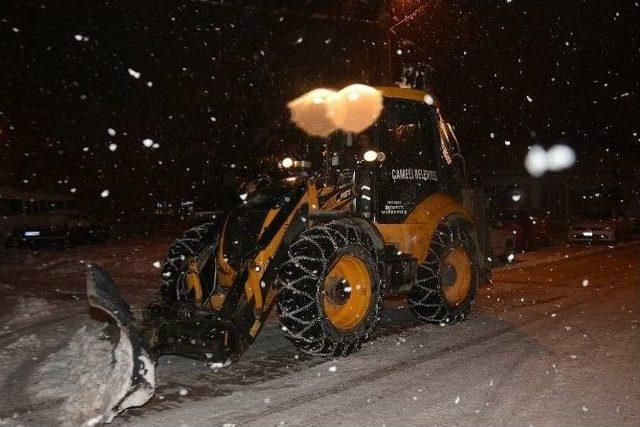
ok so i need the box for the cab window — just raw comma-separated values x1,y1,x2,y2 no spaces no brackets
376,100,440,223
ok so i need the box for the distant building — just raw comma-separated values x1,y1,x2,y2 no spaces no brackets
479,168,639,231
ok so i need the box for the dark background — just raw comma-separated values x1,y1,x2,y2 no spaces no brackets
1,0,638,219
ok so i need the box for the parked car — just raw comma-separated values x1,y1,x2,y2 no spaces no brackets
1,187,105,247
568,207,632,243
490,209,552,253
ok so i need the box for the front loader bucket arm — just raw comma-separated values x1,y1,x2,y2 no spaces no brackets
86,265,155,423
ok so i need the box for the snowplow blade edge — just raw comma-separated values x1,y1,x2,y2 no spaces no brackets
86,264,155,423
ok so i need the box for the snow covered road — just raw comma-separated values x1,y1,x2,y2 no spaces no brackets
1,240,638,426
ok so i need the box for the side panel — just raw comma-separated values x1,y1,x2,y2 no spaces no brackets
374,192,472,263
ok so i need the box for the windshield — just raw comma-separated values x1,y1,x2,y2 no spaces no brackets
326,129,377,170
325,99,436,167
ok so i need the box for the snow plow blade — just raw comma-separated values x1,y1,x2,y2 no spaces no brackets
86,265,155,424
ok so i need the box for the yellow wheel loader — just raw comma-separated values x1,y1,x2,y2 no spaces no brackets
86,85,490,419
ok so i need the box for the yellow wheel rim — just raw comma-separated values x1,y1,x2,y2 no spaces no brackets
442,248,472,306
185,257,203,304
323,254,373,331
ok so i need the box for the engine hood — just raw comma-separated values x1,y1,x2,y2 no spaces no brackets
238,177,305,209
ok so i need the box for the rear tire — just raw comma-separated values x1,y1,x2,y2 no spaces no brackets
408,221,478,324
276,219,384,357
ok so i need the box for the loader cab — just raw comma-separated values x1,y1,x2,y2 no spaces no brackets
372,97,443,222
323,88,465,223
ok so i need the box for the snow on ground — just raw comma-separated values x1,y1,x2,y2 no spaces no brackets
31,322,115,426
0,238,638,426
1,297,51,332
494,240,638,272
0,238,169,426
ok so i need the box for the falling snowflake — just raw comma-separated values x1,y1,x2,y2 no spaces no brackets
152,261,161,268
524,145,548,177
142,138,153,147
525,144,575,177
128,68,141,79
108,143,117,152
107,128,116,136
100,189,109,198
547,145,576,170
328,366,337,372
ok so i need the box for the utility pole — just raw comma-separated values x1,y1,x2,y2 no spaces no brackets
383,0,439,85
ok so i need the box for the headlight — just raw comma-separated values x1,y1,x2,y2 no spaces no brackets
281,157,294,168
363,150,378,162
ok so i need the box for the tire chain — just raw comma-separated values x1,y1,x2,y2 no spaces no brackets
276,219,384,357
408,221,478,324
160,222,220,302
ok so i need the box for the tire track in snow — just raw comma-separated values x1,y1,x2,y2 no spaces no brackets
132,280,630,426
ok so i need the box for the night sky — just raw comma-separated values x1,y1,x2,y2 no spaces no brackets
1,0,638,218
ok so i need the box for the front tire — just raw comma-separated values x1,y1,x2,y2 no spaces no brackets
160,222,220,304
276,219,384,357
408,221,479,324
